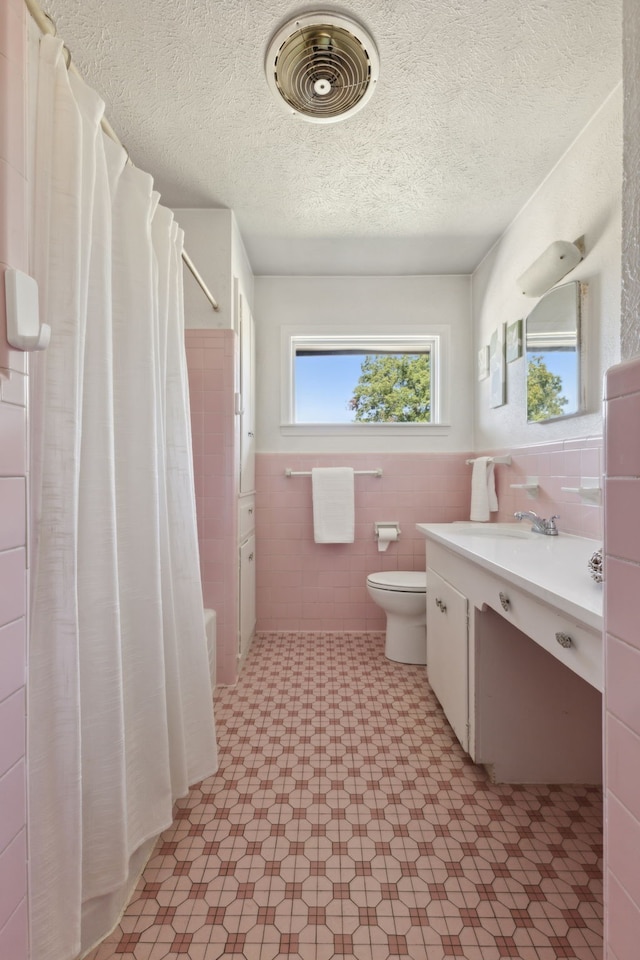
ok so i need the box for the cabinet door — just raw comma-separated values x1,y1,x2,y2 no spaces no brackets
238,495,255,543
238,294,255,494
239,534,256,657
426,568,469,752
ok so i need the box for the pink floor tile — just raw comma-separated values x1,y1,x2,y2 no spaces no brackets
86,632,603,960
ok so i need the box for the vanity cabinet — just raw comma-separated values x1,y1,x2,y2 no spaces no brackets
236,288,256,662
239,532,256,657
420,525,603,784
426,570,469,752
238,489,256,661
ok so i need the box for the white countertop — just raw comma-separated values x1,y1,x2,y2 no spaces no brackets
417,522,603,632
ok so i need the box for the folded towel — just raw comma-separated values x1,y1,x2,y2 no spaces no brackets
470,457,498,522
312,467,355,543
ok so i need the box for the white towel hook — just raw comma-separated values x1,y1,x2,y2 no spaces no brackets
4,269,51,351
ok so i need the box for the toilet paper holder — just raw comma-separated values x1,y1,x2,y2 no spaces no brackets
374,522,401,551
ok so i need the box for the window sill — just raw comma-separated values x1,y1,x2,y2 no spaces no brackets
280,422,451,437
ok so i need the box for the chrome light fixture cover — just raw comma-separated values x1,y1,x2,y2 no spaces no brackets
265,11,379,123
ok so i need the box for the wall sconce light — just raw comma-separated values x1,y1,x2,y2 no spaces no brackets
516,240,583,297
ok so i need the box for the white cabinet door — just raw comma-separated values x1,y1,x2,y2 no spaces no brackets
238,495,255,543
239,534,256,657
238,295,255,494
426,568,469,752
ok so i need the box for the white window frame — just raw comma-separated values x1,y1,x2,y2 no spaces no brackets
280,323,451,436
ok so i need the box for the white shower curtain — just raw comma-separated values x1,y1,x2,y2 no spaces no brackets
28,35,217,960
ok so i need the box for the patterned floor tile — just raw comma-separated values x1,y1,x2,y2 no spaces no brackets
85,632,603,960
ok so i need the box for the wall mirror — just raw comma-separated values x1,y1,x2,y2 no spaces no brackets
525,281,581,422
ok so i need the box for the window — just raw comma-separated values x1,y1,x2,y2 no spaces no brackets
281,329,449,432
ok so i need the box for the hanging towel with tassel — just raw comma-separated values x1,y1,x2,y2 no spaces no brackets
470,457,499,522
311,467,355,543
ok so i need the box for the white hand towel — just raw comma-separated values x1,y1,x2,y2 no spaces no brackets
487,461,498,513
470,457,498,522
312,467,355,543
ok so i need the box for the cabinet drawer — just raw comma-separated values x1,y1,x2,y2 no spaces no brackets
485,582,602,691
238,496,255,541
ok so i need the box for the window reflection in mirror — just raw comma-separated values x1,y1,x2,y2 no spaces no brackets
525,281,581,422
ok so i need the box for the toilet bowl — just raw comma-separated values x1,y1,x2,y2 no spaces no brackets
366,570,427,664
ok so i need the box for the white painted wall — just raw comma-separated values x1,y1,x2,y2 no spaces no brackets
231,215,255,318
175,208,254,329
472,87,622,451
254,275,473,453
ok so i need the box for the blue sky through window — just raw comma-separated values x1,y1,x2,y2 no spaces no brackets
295,348,577,424
295,354,364,422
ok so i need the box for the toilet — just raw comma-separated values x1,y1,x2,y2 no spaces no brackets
366,570,427,664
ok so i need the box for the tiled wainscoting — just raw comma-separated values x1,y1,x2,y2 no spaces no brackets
186,329,238,685
86,632,603,960
604,358,640,957
255,453,472,634
254,441,602,633
488,438,603,541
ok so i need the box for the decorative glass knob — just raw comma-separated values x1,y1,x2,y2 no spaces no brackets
588,548,604,583
556,632,572,648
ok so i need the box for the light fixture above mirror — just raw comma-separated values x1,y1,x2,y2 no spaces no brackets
517,240,584,297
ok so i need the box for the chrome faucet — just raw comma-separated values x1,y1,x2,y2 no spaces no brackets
514,510,559,535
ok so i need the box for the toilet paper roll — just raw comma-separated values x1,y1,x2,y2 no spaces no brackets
377,527,398,552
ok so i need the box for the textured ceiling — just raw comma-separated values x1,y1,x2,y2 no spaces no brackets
44,0,621,276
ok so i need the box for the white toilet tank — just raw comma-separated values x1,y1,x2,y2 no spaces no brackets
203,608,217,690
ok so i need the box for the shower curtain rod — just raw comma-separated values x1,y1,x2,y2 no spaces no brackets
24,0,220,313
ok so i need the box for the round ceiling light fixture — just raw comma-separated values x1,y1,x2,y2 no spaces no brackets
265,11,379,123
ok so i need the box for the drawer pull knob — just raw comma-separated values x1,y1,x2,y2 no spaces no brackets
248,552,254,562
248,508,254,515
556,631,572,648
499,592,510,612
435,598,447,613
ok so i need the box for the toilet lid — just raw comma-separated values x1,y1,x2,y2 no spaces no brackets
367,570,427,593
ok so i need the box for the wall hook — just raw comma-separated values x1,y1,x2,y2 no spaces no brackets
4,269,51,351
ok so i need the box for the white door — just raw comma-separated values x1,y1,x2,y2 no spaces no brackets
426,568,469,752
238,295,255,494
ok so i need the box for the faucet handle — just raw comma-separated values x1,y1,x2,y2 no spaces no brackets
547,515,560,533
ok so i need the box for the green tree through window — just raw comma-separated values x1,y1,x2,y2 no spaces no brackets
527,355,568,421
349,354,431,422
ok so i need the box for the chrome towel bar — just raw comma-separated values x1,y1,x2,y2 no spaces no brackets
285,468,382,478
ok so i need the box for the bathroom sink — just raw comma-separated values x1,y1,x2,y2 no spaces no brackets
451,522,537,539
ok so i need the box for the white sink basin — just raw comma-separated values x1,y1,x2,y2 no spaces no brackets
450,522,537,539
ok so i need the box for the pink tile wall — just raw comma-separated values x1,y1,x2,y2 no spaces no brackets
252,441,603,632
255,452,472,632
486,436,604,540
186,329,239,685
604,357,640,958
0,1,29,958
